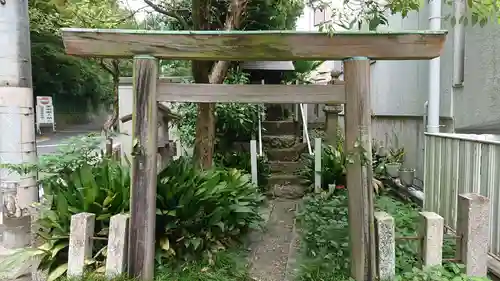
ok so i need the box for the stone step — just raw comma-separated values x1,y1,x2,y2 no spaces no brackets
263,121,300,136
268,183,305,199
267,143,307,162
262,135,298,149
269,161,303,174
268,174,303,186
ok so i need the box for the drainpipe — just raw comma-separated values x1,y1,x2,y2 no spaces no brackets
452,0,466,87
427,0,442,133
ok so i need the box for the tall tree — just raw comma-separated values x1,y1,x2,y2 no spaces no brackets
52,0,138,133
29,0,113,120
143,0,303,168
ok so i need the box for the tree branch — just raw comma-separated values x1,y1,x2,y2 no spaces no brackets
99,59,116,76
209,0,248,84
143,0,189,29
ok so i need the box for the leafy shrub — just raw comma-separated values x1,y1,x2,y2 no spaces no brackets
395,265,491,281
299,144,346,191
297,190,351,281
175,102,264,149
297,191,460,281
19,159,130,281
2,147,263,280
3,133,105,177
214,151,270,191
156,249,251,281
174,69,263,151
155,157,265,261
57,249,250,281
299,136,400,191
37,133,106,173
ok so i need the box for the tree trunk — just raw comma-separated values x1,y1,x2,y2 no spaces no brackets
103,74,120,135
192,0,248,169
192,61,214,168
191,0,215,168
100,59,121,136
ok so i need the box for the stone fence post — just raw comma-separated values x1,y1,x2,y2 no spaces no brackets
457,193,490,277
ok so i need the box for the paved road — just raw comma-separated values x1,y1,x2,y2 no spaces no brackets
36,130,100,155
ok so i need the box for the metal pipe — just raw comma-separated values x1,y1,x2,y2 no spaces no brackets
452,0,466,87
427,0,442,133
424,101,428,132
300,104,313,155
258,80,264,156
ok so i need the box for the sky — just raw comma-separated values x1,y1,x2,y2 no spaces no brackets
120,0,312,30
120,0,150,20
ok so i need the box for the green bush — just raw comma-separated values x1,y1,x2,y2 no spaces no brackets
3,133,105,177
299,137,398,191
56,249,250,281
395,265,491,281
1,142,264,280
20,159,130,281
155,157,265,261
214,151,270,191
299,144,346,191
297,191,461,281
174,70,263,150
175,102,263,149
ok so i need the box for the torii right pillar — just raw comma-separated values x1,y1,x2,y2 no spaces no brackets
343,57,376,281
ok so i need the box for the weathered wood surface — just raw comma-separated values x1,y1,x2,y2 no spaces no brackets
343,57,375,281
156,83,346,103
128,55,158,280
61,28,447,60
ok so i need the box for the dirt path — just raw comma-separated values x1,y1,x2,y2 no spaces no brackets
248,197,300,281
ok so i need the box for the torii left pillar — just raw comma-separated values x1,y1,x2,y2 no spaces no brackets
128,55,158,281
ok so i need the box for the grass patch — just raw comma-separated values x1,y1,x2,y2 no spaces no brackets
156,248,251,281
63,248,251,281
296,189,457,281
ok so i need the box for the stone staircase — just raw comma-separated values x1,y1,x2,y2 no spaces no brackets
246,119,313,281
262,120,307,199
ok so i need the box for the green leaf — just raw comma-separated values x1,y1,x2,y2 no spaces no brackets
160,238,170,251
103,194,116,207
55,194,69,219
191,237,201,250
50,242,68,259
96,213,112,221
47,263,68,281
231,205,253,213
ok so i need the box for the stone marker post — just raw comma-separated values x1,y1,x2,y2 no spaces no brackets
457,193,490,277
419,212,443,266
323,104,343,147
68,213,95,278
374,212,395,280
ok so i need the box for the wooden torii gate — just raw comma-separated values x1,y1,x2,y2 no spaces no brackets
61,28,447,281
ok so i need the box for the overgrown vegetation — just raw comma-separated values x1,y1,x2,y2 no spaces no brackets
174,70,270,189
299,133,398,191
55,249,250,281
296,189,486,281
1,136,264,281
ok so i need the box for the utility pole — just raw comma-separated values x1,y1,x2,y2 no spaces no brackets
0,0,38,279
